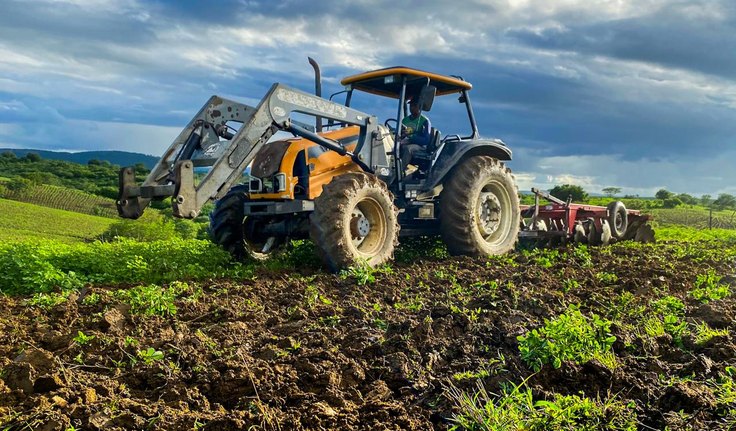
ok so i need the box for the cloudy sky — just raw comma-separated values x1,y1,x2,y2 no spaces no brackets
0,0,734,196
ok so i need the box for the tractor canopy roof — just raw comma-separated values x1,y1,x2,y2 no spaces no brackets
341,67,472,99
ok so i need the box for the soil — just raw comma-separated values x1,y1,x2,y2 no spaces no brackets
1,241,735,430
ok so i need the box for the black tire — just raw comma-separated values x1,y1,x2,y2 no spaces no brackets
208,186,281,260
439,156,520,256
606,201,628,239
309,172,399,272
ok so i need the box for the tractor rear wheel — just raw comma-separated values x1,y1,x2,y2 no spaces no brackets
439,156,520,256
209,186,282,260
310,172,399,271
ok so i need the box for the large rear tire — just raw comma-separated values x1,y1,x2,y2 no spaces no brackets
309,172,399,272
209,186,282,260
439,156,520,256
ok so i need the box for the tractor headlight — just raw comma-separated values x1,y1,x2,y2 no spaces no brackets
274,173,287,192
249,177,262,193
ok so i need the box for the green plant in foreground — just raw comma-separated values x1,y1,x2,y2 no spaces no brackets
137,347,164,365
73,331,95,346
447,380,637,431
115,283,187,317
340,261,392,285
646,296,687,346
26,291,69,309
518,305,616,371
693,322,730,345
595,271,619,285
691,270,730,303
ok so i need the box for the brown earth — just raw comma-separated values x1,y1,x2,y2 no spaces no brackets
0,241,735,430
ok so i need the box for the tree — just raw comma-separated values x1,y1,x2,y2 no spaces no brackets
602,187,622,198
662,197,683,208
676,193,697,206
655,189,673,200
1,150,16,159
549,184,588,202
24,152,41,163
713,193,736,210
700,194,712,206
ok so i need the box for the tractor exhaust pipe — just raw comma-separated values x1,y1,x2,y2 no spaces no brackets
308,57,323,133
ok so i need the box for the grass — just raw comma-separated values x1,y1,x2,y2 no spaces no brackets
0,198,115,243
447,380,638,430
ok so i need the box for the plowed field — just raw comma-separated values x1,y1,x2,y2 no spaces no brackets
1,241,734,430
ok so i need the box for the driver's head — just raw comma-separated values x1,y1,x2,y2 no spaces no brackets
409,99,420,117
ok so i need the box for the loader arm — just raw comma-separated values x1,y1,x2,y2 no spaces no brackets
117,83,381,219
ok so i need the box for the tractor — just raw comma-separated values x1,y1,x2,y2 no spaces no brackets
117,59,528,270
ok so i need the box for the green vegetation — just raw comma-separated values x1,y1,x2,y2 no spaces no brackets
114,282,189,317
691,270,731,303
72,331,96,346
0,151,143,199
0,238,247,295
0,182,118,217
518,305,616,371
0,198,114,243
137,347,165,365
448,381,637,431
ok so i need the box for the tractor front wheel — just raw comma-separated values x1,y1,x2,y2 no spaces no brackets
209,186,283,260
310,172,399,271
439,156,520,256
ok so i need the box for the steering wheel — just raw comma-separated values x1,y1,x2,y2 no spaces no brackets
384,118,399,133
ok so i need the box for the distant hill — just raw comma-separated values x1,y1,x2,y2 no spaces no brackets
0,149,159,169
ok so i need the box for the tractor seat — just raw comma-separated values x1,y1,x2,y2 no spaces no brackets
411,128,441,171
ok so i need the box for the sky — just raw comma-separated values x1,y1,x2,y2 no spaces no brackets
0,0,734,197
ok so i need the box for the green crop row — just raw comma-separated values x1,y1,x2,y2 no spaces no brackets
0,238,250,295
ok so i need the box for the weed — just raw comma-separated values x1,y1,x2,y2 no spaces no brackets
81,291,101,306
691,270,730,303
340,261,392,285
693,322,730,345
73,331,95,346
447,380,637,430
595,272,619,285
646,296,687,346
137,347,164,365
572,245,593,267
518,305,616,371
115,283,179,317
562,278,580,292
26,291,69,309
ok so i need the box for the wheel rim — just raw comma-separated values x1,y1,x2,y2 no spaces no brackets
350,197,387,257
614,211,624,232
475,180,513,246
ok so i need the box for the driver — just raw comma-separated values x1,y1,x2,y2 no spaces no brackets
400,98,431,173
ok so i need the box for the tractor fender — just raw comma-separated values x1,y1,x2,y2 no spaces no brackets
425,139,512,190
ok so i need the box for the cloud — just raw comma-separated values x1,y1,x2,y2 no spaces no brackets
0,0,734,196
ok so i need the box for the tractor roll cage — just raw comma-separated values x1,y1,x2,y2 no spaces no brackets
341,67,481,185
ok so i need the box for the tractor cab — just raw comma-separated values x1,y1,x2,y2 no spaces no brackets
339,67,505,192
341,68,473,173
